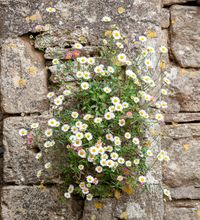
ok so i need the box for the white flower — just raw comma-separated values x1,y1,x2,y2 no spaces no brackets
107,66,114,73
139,36,147,42
104,112,114,120
161,89,168,95
139,109,147,117
112,30,121,39
111,96,120,105
117,53,127,62
164,155,170,162
85,132,93,141
133,97,139,103
82,187,89,194
48,118,58,127
73,139,82,147
115,104,123,112
45,129,53,137
122,102,129,108
73,43,83,49
52,59,60,65
71,126,78,134
126,70,137,79
118,157,125,164
103,87,112,93
132,137,140,145
147,46,155,53
94,65,104,74
116,41,124,48
83,71,91,80
95,166,103,173
89,146,99,155
155,113,164,121
78,56,87,64
46,7,56,13
36,170,42,178
117,175,123,181
119,119,125,127
163,77,171,85
63,90,71,96
68,185,74,193
102,16,111,22
71,111,79,119
88,57,95,65
64,192,71,198
145,59,153,67
44,141,52,148
134,159,140,165
160,46,168,53
78,164,84,170
86,193,93,201
157,153,164,161
163,189,172,200
61,124,70,132
146,150,153,156
35,152,42,160
44,162,51,169
126,161,132,167
47,92,55,99
106,159,115,168
110,152,119,160
54,97,63,106
78,149,86,158
19,128,28,137
31,123,39,129
76,71,83,78
124,132,131,139
94,117,102,123
76,132,84,139
81,82,90,90
86,175,94,183
138,176,146,184
161,101,168,109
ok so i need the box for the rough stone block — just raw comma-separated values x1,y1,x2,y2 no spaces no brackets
163,0,195,6
3,116,53,185
170,5,200,68
170,186,200,200
0,37,48,113
1,186,83,220
161,8,170,29
165,113,200,123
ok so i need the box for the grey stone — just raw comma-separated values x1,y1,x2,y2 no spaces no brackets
164,201,200,220
0,37,48,113
165,113,200,123
161,8,170,29
170,186,200,200
1,186,83,220
162,0,195,6
170,5,200,68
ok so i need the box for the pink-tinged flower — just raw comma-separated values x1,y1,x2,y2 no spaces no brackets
126,111,133,117
93,178,99,185
123,168,130,176
35,25,44,32
27,133,33,145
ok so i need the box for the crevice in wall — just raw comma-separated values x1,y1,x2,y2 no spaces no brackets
163,0,200,9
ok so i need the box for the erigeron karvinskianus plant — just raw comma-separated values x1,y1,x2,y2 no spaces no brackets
19,16,172,201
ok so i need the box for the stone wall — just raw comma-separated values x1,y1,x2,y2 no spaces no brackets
0,0,199,219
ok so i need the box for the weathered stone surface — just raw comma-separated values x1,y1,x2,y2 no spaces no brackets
170,5,200,68
83,185,164,220
165,113,200,123
162,0,195,6
163,133,200,187
165,67,200,113
0,37,48,113
161,8,170,29
1,186,83,220
3,116,53,184
164,201,200,220
170,186,200,200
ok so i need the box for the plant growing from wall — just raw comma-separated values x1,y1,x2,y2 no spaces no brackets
19,16,171,201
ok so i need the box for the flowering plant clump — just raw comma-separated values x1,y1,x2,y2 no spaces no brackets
19,16,172,201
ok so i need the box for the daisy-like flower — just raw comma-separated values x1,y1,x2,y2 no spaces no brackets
44,162,51,169
145,59,153,67
134,159,140,165
95,166,103,173
103,87,112,93
94,117,102,124
118,157,125,164
68,185,74,193
102,16,111,22
161,89,168,95
116,41,124,48
122,102,129,108
85,132,93,141
63,90,71,96
78,56,87,64
161,101,168,108
44,141,52,148
106,133,113,141
36,170,42,178
115,104,123,112
94,65,104,74
111,96,120,105
146,150,153,156
89,146,99,155
147,46,155,53
139,36,147,42
35,152,42,160
163,77,171,85
110,152,119,160
160,46,168,53
81,82,90,90
71,111,79,118
124,132,131,139
31,123,39,129
73,43,83,49
107,66,114,73
78,164,84,170
117,53,127,62
71,126,78,134
46,7,56,13
52,59,59,65
54,97,63,106
83,71,91,80
132,137,140,145
106,159,115,168
19,128,28,136
76,132,84,139
47,92,55,99
163,189,172,200
100,159,107,166
133,97,139,103
86,175,94,183
117,175,123,181
81,123,88,131
48,118,58,127
78,149,86,158
119,119,125,127
76,71,83,78
84,114,93,120
157,153,164,161
126,161,132,167
86,193,93,201
82,187,89,194
138,175,146,184
104,112,115,120
73,139,82,147
155,113,164,121
139,109,147,118
112,30,121,40
164,155,170,162
64,192,71,198
88,57,95,65
45,128,53,137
